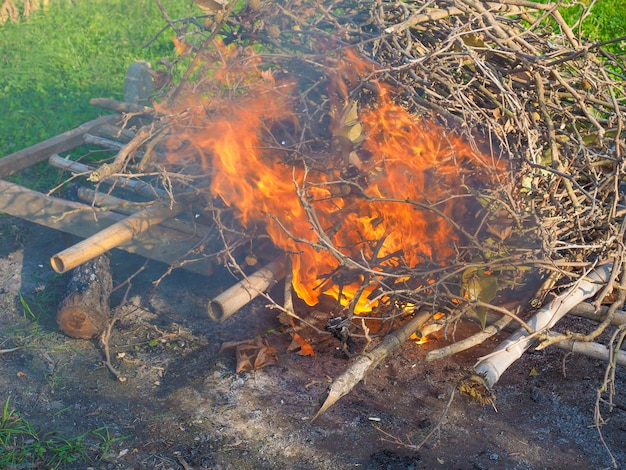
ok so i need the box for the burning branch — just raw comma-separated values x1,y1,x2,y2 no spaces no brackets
40,0,626,425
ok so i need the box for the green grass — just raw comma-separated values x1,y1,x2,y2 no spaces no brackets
0,397,123,469
0,0,196,188
529,0,626,52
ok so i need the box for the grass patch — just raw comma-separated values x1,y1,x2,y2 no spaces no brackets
529,0,626,53
0,0,196,188
0,397,124,469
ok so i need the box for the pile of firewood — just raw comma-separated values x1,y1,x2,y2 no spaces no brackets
46,0,625,429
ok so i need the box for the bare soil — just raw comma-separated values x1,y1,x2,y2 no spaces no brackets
0,217,625,469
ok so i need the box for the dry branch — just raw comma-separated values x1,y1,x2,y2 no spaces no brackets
49,154,167,199
89,98,155,116
426,314,513,362
312,310,433,421
569,302,626,327
552,334,626,367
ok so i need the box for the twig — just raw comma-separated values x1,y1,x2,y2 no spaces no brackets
99,311,127,382
426,314,512,361
374,387,456,450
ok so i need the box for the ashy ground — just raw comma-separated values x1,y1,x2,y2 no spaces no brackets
0,216,624,469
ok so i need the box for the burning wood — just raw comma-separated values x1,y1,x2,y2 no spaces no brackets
2,0,624,426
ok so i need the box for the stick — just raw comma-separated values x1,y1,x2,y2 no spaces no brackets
83,133,125,150
426,315,513,362
89,98,154,115
207,257,287,322
50,196,192,273
49,154,167,199
311,310,433,421
569,302,626,326
87,125,153,182
461,263,613,402
552,334,626,367
0,114,120,178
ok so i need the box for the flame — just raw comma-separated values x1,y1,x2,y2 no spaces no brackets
158,42,503,313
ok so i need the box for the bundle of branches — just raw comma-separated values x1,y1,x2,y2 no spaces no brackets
86,0,624,406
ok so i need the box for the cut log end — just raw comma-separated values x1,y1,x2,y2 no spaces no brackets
56,306,107,339
457,371,496,407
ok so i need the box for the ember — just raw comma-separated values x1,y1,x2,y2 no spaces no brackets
158,42,504,313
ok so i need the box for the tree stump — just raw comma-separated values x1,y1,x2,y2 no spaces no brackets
56,254,112,339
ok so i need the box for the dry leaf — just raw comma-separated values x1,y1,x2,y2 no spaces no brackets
220,337,278,373
195,0,228,13
287,333,315,356
332,100,364,144
486,222,513,242
172,36,191,56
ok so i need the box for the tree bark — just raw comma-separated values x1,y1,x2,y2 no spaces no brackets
56,254,112,339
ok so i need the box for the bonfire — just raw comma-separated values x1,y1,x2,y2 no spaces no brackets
2,0,624,454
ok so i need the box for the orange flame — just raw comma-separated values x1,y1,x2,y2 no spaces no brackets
158,42,503,313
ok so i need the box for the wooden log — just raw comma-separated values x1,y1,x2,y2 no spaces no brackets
123,61,153,105
207,257,287,322
0,114,120,178
0,179,213,276
50,195,193,273
56,254,112,339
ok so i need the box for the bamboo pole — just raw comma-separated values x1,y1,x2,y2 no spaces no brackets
50,196,192,273
76,187,211,238
207,257,287,322
462,263,613,401
312,310,433,421
0,179,213,276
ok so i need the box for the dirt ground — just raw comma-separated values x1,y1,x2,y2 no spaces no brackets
0,217,625,469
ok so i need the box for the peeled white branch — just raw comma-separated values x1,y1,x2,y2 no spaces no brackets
551,333,626,367
463,263,613,399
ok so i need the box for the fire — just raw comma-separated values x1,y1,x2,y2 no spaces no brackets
158,41,503,313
